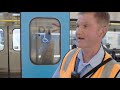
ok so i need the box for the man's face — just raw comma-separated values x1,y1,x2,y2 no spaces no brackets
76,13,104,48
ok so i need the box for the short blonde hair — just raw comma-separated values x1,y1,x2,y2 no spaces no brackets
78,12,110,26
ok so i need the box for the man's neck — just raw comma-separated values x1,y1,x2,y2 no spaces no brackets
82,44,101,63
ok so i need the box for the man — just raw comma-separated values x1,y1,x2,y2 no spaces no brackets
53,12,120,78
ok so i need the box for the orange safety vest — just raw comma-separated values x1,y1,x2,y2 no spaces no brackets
60,48,120,78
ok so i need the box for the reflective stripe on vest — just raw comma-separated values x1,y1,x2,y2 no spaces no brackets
60,48,80,78
60,48,120,78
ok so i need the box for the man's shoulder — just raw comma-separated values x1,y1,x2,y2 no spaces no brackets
107,59,120,69
110,59,120,64
65,48,81,56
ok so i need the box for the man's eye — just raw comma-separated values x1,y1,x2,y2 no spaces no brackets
84,25,87,28
76,25,79,28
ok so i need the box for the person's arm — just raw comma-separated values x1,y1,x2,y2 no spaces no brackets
52,65,60,78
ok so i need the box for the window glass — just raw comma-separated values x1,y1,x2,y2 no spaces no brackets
13,29,20,51
0,29,4,51
30,18,61,65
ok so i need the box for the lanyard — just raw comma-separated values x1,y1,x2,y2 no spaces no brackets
82,57,112,78
71,58,81,78
73,51,112,78
75,58,81,73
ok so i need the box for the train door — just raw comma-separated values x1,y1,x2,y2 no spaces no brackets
0,12,21,78
21,12,70,78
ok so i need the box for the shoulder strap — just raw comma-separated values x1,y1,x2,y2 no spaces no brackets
82,58,112,78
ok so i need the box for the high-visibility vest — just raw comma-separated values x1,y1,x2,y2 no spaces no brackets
60,48,120,78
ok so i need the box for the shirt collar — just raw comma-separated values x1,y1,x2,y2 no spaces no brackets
78,45,105,68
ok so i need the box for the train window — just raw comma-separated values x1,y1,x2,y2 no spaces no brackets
0,29,4,51
30,18,61,65
102,31,120,49
102,22,120,62
13,29,20,51
102,23,120,50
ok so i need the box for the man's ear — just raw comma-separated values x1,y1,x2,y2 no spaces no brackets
99,26,108,38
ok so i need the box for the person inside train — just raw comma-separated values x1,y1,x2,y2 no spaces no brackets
52,12,120,78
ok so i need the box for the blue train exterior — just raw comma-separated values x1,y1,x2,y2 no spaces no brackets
21,12,70,78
